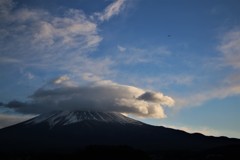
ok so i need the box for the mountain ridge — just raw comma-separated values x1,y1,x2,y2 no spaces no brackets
0,110,239,159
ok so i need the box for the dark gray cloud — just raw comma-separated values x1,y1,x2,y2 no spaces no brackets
137,91,174,105
4,76,175,118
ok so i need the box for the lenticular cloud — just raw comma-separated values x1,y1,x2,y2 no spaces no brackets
5,76,175,118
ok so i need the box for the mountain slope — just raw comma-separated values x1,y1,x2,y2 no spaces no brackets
24,111,143,127
0,111,239,154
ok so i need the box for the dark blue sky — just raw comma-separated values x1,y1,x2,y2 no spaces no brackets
0,0,240,138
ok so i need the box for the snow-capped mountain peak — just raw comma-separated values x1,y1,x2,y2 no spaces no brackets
25,111,143,128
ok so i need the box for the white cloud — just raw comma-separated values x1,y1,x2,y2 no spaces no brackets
117,45,126,52
32,9,101,48
53,75,70,84
114,46,172,64
5,76,175,119
81,73,103,82
0,0,14,17
26,72,34,80
173,28,240,108
0,0,113,79
0,57,21,64
174,78,240,107
97,0,126,21
218,29,240,69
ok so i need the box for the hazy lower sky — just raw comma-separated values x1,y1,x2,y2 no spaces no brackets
0,0,240,138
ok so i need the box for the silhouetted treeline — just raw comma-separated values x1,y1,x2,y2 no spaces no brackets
1,145,240,160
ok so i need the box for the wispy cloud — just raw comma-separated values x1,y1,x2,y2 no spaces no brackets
0,3,101,51
170,28,240,107
34,10,101,48
146,75,194,87
0,0,128,105
96,0,126,22
109,33,240,109
217,28,240,69
25,72,35,80
0,57,21,64
175,81,240,107
117,45,126,52
115,46,172,64
0,0,114,79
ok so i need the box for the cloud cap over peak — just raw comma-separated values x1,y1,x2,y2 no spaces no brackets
5,76,174,119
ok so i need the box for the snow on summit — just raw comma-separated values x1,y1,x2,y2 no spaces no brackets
25,111,143,128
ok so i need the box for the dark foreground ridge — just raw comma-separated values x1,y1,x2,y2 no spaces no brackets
0,111,239,159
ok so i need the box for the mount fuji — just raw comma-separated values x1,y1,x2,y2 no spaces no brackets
24,111,143,127
0,111,240,159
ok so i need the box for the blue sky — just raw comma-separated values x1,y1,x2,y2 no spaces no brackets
0,0,240,138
